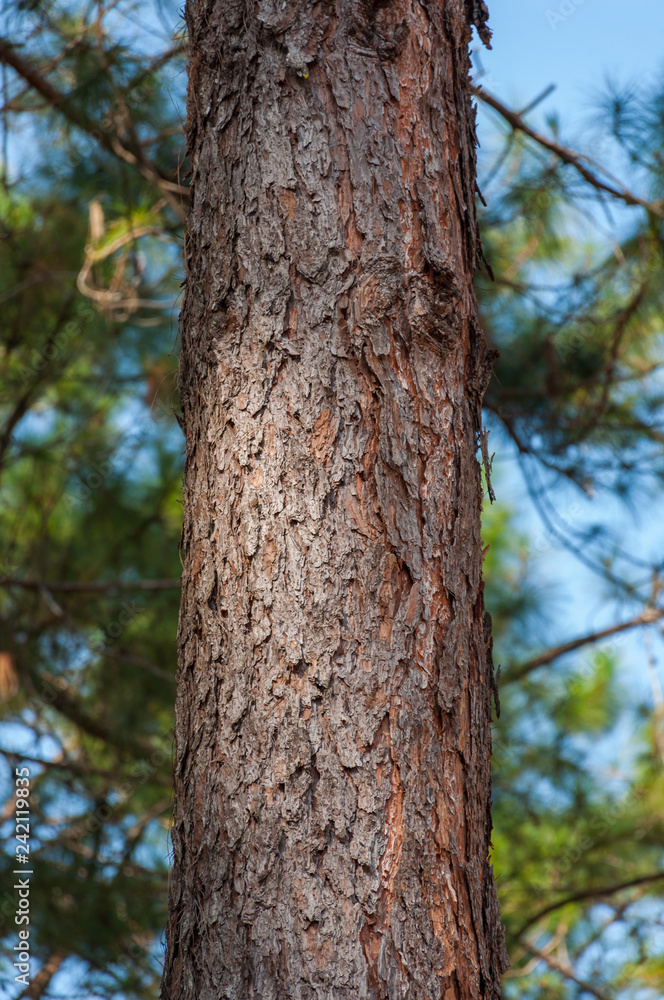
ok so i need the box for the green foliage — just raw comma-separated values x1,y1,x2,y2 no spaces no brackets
477,83,664,997
0,2,185,995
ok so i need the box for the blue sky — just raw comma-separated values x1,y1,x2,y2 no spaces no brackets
479,0,664,122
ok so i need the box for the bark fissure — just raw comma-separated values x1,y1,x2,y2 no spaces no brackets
163,2,508,997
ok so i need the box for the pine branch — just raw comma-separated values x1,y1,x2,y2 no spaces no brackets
0,37,187,216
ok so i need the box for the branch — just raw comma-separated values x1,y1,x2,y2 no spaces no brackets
0,37,187,216
118,796,172,869
0,298,76,472
515,936,612,1000
0,20,93,114
0,576,181,592
126,42,187,92
472,85,664,218
0,747,120,779
517,871,664,939
0,746,172,785
76,222,178,311
103,647,175,683
507,608,664,682
18,949,66,999
31,670,158,759
504,921,567,979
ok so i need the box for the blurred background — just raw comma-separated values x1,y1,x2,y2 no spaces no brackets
0,1,663,997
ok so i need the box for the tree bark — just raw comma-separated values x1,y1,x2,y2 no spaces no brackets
162,2,508,998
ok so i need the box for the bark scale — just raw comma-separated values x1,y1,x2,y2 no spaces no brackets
162,2,508,998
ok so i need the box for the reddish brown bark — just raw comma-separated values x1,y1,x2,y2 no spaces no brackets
162,2,508,997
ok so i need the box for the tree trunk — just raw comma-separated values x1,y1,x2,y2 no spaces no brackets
162,2,508,998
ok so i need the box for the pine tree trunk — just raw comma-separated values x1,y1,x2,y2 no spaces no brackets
162,2,508,998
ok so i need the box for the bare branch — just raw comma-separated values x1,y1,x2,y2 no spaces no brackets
18,949,66,999
515,936,612,1000
0,298,76,473
507,608,664,682
517,871,664,939
77,221,177,312
473,85,664,218
126,42,187,91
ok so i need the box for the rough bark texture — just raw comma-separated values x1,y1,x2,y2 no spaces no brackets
162,2,508,998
